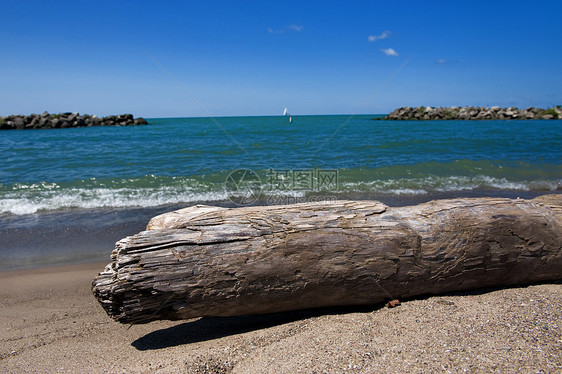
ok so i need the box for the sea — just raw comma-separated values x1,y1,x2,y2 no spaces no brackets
1,115,561,270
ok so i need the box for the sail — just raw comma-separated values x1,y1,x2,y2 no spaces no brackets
283,107,288,116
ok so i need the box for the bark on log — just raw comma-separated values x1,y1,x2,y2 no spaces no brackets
92,195,562,324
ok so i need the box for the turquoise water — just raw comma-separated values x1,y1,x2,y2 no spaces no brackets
1,115,561,270
1,115,561,215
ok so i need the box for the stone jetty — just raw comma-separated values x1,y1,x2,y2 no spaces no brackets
0,112,148,130
379,106,562,120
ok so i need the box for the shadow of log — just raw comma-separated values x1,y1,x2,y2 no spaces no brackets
131,280,562,350
131,305,376,350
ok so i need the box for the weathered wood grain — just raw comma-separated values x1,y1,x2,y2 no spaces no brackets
92,196,562,324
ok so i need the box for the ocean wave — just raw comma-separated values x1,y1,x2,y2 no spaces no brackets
0,185,228,215
1,174,560,215
338,175,561,194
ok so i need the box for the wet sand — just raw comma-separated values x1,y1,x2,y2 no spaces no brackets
0,262,560,373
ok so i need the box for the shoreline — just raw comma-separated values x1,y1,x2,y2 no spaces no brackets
2,194,561,372
1,189,561,272
1,261,560,372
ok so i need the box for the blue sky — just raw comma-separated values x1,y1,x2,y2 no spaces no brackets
1,0,561,117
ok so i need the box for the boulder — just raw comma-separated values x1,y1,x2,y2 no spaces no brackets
0,117,11,129
13,116,26,129
117,114,134,122
38,117,51,128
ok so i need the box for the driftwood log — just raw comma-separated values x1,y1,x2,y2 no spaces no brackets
92,195,562,324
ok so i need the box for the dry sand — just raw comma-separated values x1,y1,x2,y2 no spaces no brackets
0,263,560,373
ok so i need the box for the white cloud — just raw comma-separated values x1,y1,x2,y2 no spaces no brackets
288,24,303,32
381,48,399,56
269,24,304,34
435,58,458,64
368,30,391,42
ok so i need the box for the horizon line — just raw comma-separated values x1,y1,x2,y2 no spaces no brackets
143,113,387,120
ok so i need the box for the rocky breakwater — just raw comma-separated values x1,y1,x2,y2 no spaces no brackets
381,106,562,120
0,112,148,130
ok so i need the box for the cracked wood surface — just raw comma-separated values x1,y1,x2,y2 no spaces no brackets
92,196,562,324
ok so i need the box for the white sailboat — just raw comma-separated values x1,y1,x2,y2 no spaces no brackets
283,107,292,123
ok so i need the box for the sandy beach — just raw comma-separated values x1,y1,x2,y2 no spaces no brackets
0,262,560,373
